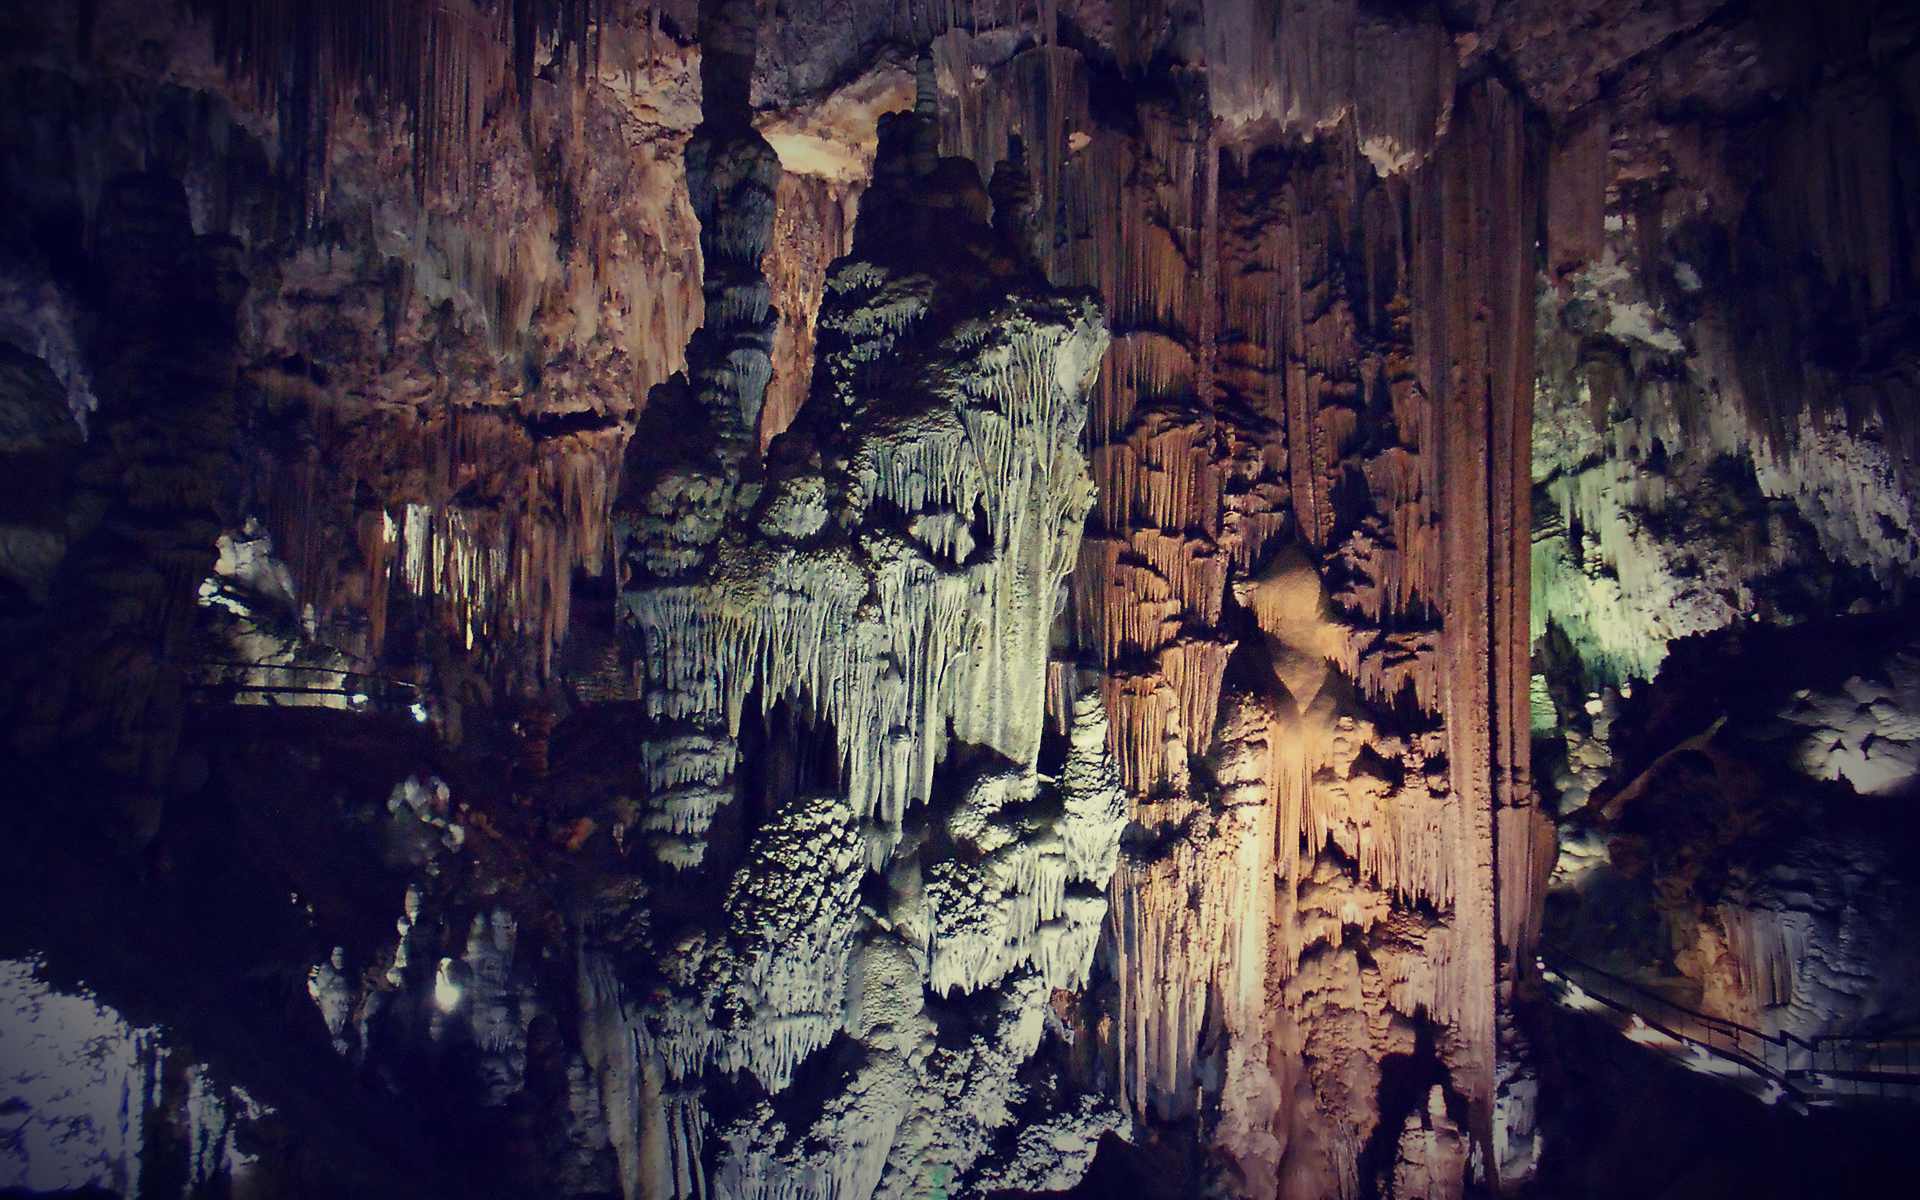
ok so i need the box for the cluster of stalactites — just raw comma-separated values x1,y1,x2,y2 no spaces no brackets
626,315,1103,844
927,29,1539,1184
1102,670,1475,1111
185,0,606,210
924,692,1128,996
1104,689,1281,1122
253,404,625,682
382,433,618,674
619,55,1107,862
936,40,1249,799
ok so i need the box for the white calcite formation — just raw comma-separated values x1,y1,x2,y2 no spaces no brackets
307,945,355,1055
621,277,1106,858
923,694,1127,998
192,519,374,710
459,908,536,1104
643,791,867,1091
1776,646,1920,796
1528,121,1920,1083
1530,233,1810,685
1531,212,1920,691
598,60,1127,1200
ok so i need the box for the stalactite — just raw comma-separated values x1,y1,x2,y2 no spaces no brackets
1198,0,1455,166
249,399,625,684
627,316,1102,832
1098,670,1181,797
356,508,395,657
925,20,1539,1184
1720,905,1807,1012
1157,636,1233,761
185,0,603,208
1103,691,1277,1122
1090,333,1196,444
938,32,1229,794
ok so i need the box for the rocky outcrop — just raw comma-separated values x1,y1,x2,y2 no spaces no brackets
600,45,1126,1198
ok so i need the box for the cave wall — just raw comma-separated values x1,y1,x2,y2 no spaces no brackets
1520,0,1920,1061
930,11,1553,1190
5,2,1920,1199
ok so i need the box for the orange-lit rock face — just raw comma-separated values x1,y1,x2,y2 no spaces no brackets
937,31,1546,1188
60,0,710,695
758,172,856,448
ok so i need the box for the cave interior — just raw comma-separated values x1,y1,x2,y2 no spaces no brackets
3,1,1920,1198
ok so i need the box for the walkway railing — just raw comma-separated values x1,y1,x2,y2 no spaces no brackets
181,660,424,718
1538,947,1920,1108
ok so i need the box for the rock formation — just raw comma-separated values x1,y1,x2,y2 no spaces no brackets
4,3,1920,1200
599,41,1128,1192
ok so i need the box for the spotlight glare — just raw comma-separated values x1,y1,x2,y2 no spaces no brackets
434,958,462,1012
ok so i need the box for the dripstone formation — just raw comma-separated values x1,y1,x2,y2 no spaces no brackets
3,2,1919,1199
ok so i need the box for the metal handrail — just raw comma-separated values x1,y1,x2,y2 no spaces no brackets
1541,949,1807,1103
191,659,391,677
178,658,424,713
187,660,419,688
1539,947,1920,1107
